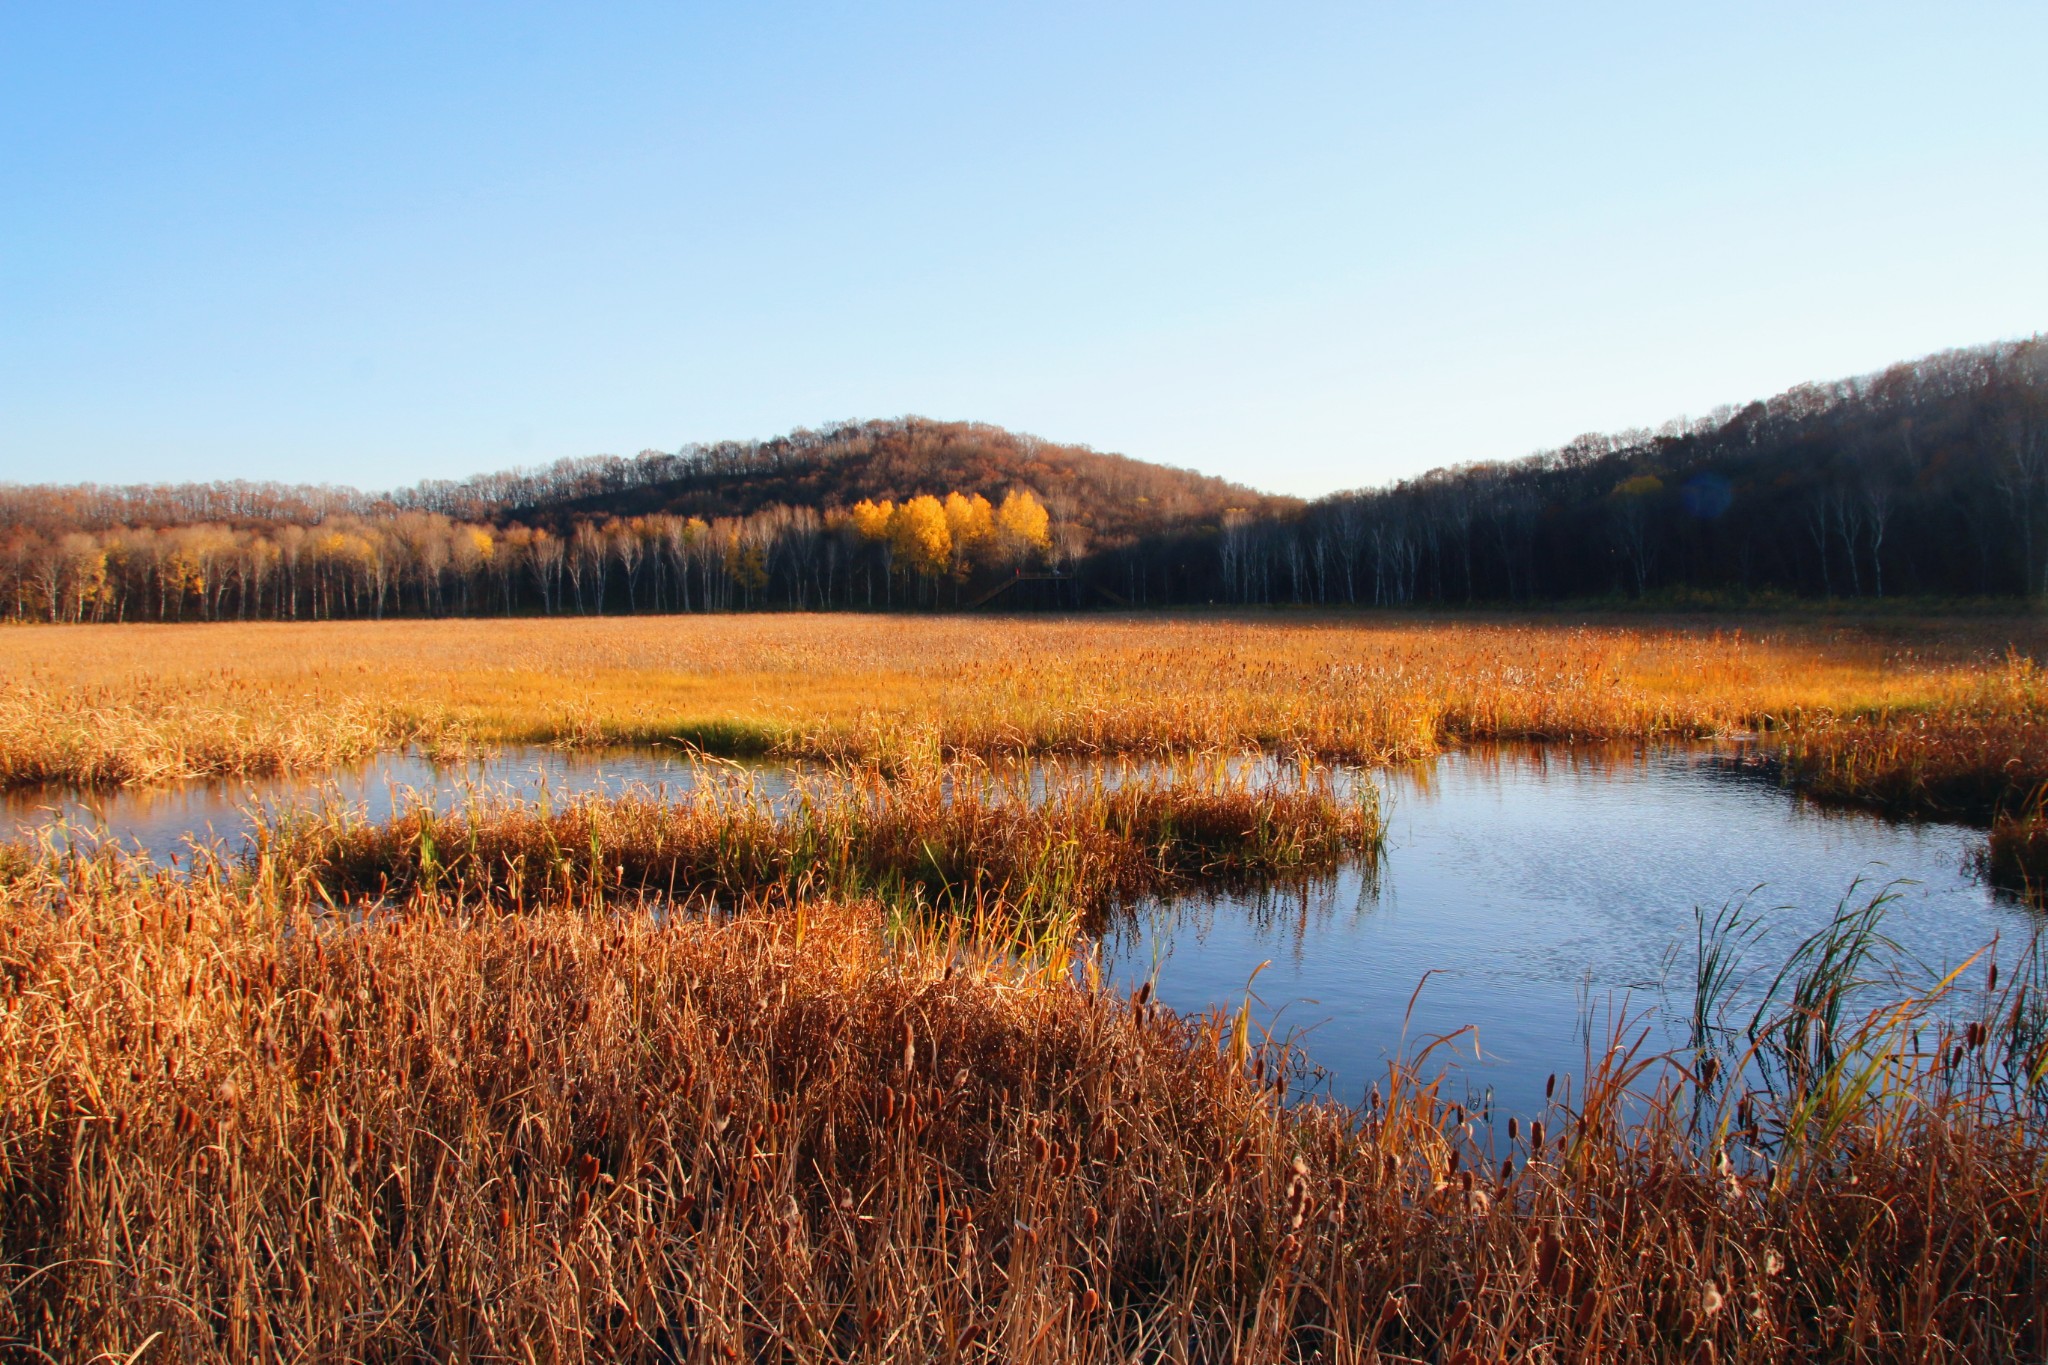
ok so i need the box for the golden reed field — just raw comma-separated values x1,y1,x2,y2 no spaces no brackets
3,610,2047,1361
6,611,2048,819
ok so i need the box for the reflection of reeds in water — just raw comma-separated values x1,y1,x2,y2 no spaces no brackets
1,828,2044,1358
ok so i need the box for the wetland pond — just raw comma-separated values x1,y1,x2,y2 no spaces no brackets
5,743,2034,1122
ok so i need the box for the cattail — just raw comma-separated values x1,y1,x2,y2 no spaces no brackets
1534,1223,1563,1292
1285,1155,1311,1229
1575,1284,1600,1333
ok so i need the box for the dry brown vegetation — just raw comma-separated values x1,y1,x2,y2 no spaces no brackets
258,761,1379,932
1,828,2043,1362
7,614,2048,1358
7,613,2048,820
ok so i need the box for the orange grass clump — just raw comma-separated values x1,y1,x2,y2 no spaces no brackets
0,844,2043,1361
256,761,1380,928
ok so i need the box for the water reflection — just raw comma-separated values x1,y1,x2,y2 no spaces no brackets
1100,744,2034,1122
0,748,793,865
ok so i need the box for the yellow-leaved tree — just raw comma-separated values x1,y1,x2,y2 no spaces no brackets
847,499,895,544
942,492,995,574
889,495,953,582
994,488,1052,564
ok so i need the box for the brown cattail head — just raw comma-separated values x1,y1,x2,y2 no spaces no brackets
1534,1223,1564,1293
1285,1154,1311,1229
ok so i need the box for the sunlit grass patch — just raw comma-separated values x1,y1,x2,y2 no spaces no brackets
6,611,2048,820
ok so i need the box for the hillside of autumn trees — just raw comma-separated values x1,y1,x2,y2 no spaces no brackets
0,420,1286,620
2,336,2045,621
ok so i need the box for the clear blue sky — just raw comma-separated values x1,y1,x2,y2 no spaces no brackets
3,3,2043,498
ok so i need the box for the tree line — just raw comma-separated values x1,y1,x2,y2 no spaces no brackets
1092,334,2047,607
0,490,1054,623
2,336,2044,621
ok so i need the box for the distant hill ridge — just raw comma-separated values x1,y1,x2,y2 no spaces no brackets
5,334,2048,619
426,417,1295,553
0,417,1290,555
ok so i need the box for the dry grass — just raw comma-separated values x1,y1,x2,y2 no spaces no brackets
9,616,2047,1358
0,837,2042,1362
1771,655,2048,821
256,760,1380,932
8,613,2048,817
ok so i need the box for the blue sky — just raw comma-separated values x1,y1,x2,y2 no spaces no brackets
3,3,2044,498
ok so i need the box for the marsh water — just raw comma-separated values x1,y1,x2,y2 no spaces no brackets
1102,747,2028,1120
5,744,2032,1120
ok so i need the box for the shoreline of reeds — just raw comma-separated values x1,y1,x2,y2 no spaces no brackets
8,614,2048,828
241,762,1380,934
0,849,2043,1361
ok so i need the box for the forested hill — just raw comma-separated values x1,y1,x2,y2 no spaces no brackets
416,417,1294,554
0,418,1286,554
0,418,1291,619
2,335,2045,622
1218,334,2048,606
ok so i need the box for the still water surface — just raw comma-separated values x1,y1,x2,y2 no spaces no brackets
1105,746,2030,1120
1,749,787,866
4,744,2033,1119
